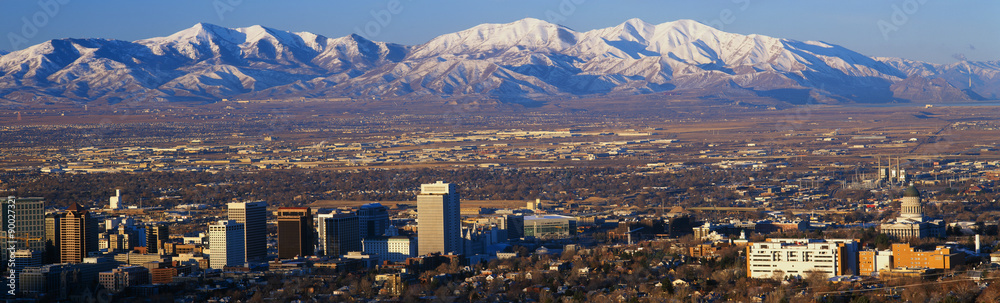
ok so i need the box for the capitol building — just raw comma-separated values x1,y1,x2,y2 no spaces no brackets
879,184,946,239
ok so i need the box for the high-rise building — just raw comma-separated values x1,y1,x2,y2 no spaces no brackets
319,213,361,257
12,249,42,294
60,203,99,264
14,249,43,270
277,207,313,259
145,223,169,254
1,197,45,269
358,203,390,239
208,220,245,269
227,201,267,262
109,189,122,210
44,213,64,264
102,216,135,234
107,231,134,252
316,211,336,255
417,181,461,256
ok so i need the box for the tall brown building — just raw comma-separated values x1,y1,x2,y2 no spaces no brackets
277,207,313,259
60,203,98,263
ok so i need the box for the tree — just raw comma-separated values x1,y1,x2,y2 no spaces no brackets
873,233,891,250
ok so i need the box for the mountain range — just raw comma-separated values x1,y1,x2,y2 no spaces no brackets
1,18,996,106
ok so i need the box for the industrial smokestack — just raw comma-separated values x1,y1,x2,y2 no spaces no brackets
976,234,981,254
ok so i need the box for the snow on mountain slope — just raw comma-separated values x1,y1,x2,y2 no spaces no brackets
356,18,913,102
409,18,578,60
1,19,996,105
877,57,1000,100
1,23,407,103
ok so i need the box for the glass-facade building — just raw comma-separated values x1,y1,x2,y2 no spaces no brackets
520,215,577,239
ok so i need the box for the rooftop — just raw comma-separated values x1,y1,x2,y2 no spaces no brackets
525,215,575,220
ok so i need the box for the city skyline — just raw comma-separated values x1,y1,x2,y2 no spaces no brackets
2,1,1000,301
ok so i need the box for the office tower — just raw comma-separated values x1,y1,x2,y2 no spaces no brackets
12,249,42,294
314,209,338,256
319,213,360,257
1,197,45,269
107,232,129,252
45,213,64,264
357,203,389,239
315,212,335,255
109,189,122,210
60,203,99,263
103,216,134,234
59,204,93,263
208,220,245,269
277,207,313,259
417,181,461,256
145,223,169,254
101,223,141,252
13,249,42,270
227,201,267,262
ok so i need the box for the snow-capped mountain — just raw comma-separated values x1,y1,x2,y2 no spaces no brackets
877,57,1000,100
0,23,406,104
0,19,995,106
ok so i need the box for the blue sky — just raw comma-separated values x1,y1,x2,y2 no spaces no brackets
1,0,996,64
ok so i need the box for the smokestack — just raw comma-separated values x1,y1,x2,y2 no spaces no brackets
878,156,883,181
976,234,981,254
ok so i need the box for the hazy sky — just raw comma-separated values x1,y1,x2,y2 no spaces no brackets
2,0,997,64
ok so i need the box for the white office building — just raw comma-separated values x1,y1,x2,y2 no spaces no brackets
363,236,416,263
417,181,461,256
109,190,122,210
209,220,245,269
746,238,859,279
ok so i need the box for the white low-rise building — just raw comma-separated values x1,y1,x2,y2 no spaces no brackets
746,238,859,279
363,236,416,263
